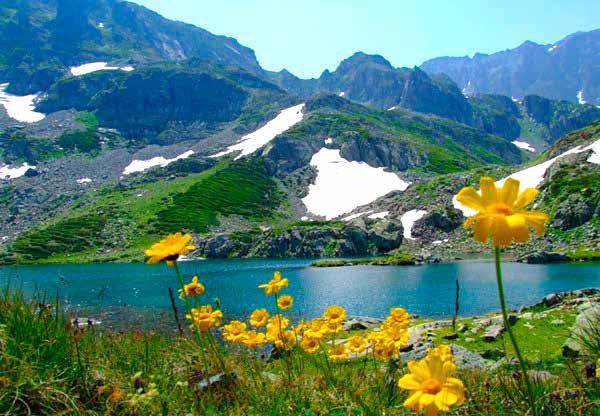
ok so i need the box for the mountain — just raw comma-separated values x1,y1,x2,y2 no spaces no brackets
270,53,473,124
421,29,600,106
0,0,263,94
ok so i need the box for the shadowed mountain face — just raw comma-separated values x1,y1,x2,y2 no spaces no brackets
421,29,600,106
270,53,473,124
0,0,263,94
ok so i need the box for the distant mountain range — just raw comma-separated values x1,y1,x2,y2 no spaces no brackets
421,30,600,106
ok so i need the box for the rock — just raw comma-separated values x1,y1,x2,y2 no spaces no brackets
524,323,535,329
519,251,568,264
457,323,468,333
481,324,504,342
442,333,459,340
552,194,595,230
528,370,558,382
448,344,493,369
464,337,475,343
482,348,504,360
544,293,563,307
197,372,237,390
551,319,565,325
562,305,600,357
71,317,101,329
521,312,534,320
344,316,384,331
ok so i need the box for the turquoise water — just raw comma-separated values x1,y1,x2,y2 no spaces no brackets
0,259,598,320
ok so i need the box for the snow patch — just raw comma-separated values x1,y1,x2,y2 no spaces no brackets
324,138,333,145
453,139,600,216
211,104,304,160
70,62,135,76
368,211,389,220
300,216,309,221
511,140,535,152
98,22,105,28
76,177,92,184
400,209,427,240
302,148,410,219
548,44,558,52
0,83,45,123
387,106,397,111
577,90,586,105
338,91,346,97
122,150,194,175
342,210,373,221
0,162,35,179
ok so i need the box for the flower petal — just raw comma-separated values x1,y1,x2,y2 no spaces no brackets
419,393,436,406
491,215,513,247
500,178,520,205
514,188,539,210
472,215,492,243
523,211,549,236
479,177,497,205
407,360,430,381
456,187,485,212
403,391,422,409
398,374,421,390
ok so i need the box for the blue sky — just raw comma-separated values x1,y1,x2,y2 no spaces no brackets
132,0,600,79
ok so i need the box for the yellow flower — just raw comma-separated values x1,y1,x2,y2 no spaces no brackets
294,320,308,335
186,305,223,332
322,319,344,335
144,232,195,265
323,305,346,323
266,314,289,332
222,320,247,343
269,329,296,349
372,338,396,361
596,358,600,379
178,275,205,298
328,343,348,361
277,294,293,310
241,330,266,349
456,177,549,247
397,355,465,415
387,307,410,328
249,308,269,327
300,336,321,354
347,335,367,354
382,324,409,349
427,345,453,363
258,271,289,295
303,319,327,340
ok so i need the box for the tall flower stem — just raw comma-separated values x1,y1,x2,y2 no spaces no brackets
494,247,537,416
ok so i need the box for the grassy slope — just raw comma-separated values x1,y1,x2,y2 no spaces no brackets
5,157,289,264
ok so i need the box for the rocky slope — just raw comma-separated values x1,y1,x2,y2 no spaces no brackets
422,29,600,106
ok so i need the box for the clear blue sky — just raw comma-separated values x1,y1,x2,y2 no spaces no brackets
132,0,600,79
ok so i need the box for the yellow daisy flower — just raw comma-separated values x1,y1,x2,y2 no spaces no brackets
300,336,321,354
186,305,222,332
427,345,453,363
277,294,294,310
144,232,195,265
323,305,346,323
178,275,205,298
303,319,327,340
249,308,270,327
398,355,465,415
387,307,410,327
328,343,348,361
456,177,548,247
222,320,247,343
347,335,367,354
258,271,289,295
241,330,266,349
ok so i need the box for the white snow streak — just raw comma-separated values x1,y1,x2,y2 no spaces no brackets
211,104,305,160
0,162,35,179
548,45,558,52
76,177,92,184
577,90,586,105
0,83,45,123
453,139,600,216
368,211,389,220
341,210,373,222
70,62,135,76
122,150,194,175
302,148,410,219
387,106,397,111
400,209,427,240
338,92,346,97
511,140,535,152
324,138,333,144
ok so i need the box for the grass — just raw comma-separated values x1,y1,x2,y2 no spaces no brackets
0,279,598,416
312,252,416,267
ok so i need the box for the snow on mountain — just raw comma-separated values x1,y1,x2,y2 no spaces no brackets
453,139,600,216
122,150,194,175
211,103,305,160
0,163,36,179
577,90,586,104
511,140,535,152
400,209,427,240
368,211,389,220
0,83,45,123
70,62,135,76
302,148,410,219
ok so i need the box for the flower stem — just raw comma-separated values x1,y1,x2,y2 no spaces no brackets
494,246,537,416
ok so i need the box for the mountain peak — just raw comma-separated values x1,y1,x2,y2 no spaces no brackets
336,52,394,73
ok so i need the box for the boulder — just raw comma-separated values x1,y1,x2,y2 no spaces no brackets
343,316,384,331
562,305,600,357
552,194,595,230
519,251,568,264
481,325,505,342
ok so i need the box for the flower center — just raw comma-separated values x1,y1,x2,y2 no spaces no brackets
488,203,513,216
421,378,442,394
